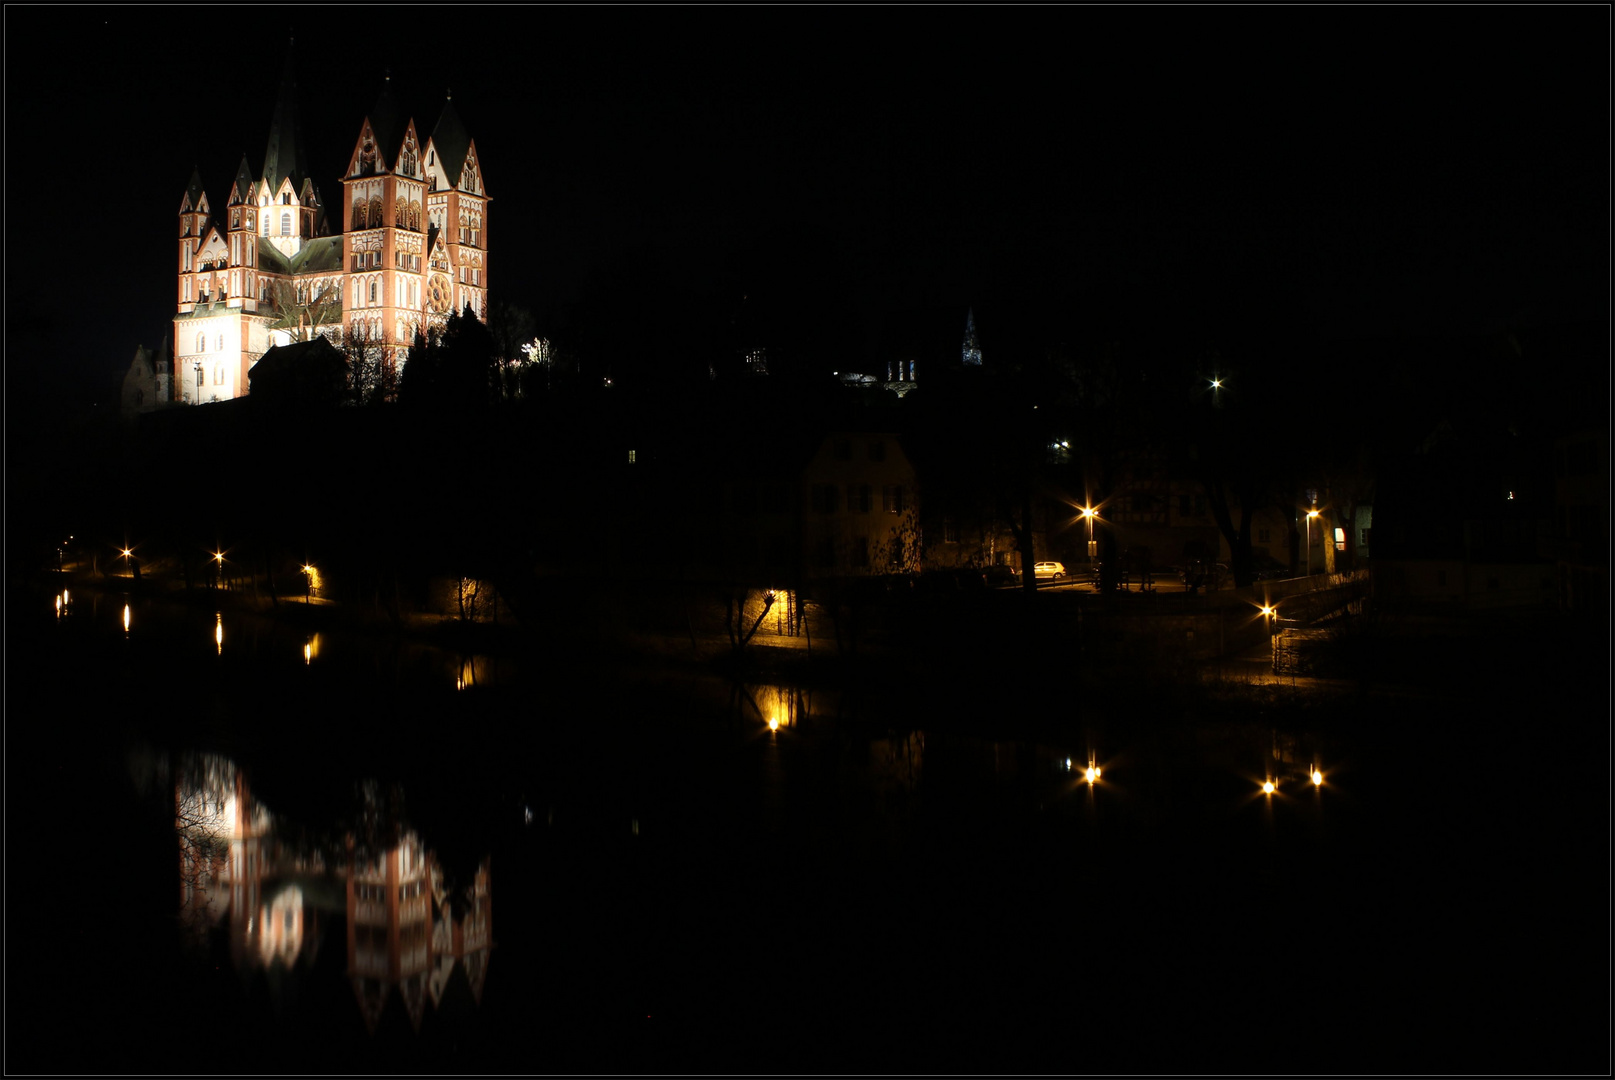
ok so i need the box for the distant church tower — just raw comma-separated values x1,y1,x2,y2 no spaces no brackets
962,308,982,366
169,44,489,404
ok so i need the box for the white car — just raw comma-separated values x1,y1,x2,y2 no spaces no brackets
1033,561,1066,580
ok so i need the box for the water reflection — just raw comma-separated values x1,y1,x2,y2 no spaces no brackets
172,753,492,1037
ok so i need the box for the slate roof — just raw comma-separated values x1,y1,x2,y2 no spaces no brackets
289,235,344,274
180,168,206,214
262,45,311,196
369,76,405,169
256,239,292,276
429,97,472,191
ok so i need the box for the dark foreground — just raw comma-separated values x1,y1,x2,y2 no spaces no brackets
6,576,1607,1074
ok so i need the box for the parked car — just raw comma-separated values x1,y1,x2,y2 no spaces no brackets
1252,556,1291,580
1033,561,1067,580
917,568,988,594
982,565,1020,587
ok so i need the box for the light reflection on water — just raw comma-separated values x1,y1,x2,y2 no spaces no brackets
37,581,1352,1064
172,752,493,1037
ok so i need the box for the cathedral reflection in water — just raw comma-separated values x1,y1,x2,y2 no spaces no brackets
174,753,490,1034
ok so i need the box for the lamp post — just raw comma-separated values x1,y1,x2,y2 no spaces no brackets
1081,507,1097,572
302,564,314,605
1305,509,1320,576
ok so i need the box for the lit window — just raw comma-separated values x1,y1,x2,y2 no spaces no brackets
281,211,291,236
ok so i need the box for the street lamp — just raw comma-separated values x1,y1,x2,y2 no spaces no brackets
302,564,314,605
1081,506,1098,568
1305,509,1320,575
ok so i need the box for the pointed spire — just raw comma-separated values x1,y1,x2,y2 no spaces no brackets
180,168,206,214
429,95,472,191
962,307,982,366
262,41,310,195
368,72,403,169
229,154,254,206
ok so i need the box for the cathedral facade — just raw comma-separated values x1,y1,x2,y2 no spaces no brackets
169,51,489,405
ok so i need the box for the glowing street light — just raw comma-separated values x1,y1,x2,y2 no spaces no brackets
1262,778,1276,796
1311,765,1323,787
1210,378,1222,390
1084,754,1102,784
302,564,314,605
1305,509,1320,576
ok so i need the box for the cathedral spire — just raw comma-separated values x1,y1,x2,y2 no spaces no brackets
261,41,309,196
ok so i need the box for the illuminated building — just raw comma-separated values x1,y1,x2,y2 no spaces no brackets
163,44,489,406
961,307,982,367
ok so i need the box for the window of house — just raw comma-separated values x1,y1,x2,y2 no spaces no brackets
1361,528,1371,546
369,281,378,304
811,484,839,515
868,440,886,462
196,333,206,353
1258,528,1270,543
883,485,905,514
846,484,871,513
216,334,224,351
1334,528,1345,550
281,211,291,236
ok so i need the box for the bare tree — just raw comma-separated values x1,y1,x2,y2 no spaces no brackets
268,279,343,342
342,322,395,406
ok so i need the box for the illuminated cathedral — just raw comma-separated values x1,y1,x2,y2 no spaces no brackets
166,46,489,405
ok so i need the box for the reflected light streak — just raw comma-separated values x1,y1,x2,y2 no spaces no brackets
123,604,131,633
215,613,223,654
304,643,311,665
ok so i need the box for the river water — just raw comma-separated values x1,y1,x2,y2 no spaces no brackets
6,578,1604,1073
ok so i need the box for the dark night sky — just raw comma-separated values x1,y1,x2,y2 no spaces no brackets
4,6,1608,405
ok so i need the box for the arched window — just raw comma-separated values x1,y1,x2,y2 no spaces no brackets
214,365,224,386
216,334,225,352
281,212,291,236
369,280,377,304
196,333,206,353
